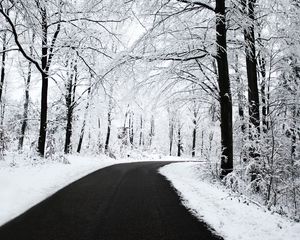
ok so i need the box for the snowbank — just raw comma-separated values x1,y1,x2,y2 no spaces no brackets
0,155,118,226
159,162,300,240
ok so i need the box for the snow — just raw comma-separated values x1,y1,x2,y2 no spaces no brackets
0,154,119,226
159,162,300,240
125,151,193,162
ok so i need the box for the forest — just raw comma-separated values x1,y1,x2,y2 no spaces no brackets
0,0,299,221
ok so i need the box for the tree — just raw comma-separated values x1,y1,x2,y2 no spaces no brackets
177,120,183,157
64,57,78,154
104,84,114,154
18,32,35,151
190,100,201,157
149,115,155,147
215,0,234,177
77,79,92,153
242,0,260,164
167,105,176,156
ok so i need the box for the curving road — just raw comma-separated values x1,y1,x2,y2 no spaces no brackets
0,161,222,240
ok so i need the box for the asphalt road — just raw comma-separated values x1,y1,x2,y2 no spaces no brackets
0,161,222,240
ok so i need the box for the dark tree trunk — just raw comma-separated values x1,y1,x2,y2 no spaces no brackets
169,119,174,156
0,30,7,156
19,34,34,151
243,0,260,135
242,0,260,182
38,73,48,156
149,115,155,147
37,6,48,157
64,77,73,154
104,113,111,153
36,2,61,157
129,112,134,146
104,96,112,153
77,123,84,153
64,107,73,154
77,86,91,153
192,118,196,157
177,125,182,157
64,60,77,154
216,0,233,177
0,31,6,104
139,115,143,146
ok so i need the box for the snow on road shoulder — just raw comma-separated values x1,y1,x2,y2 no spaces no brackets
0,155,118,226
159,162,300,240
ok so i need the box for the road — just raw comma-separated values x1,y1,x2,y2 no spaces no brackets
0,161,222,240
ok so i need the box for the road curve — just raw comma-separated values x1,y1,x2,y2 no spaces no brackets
0,161,222,240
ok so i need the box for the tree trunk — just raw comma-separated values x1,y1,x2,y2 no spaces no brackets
177,124,182,157
139,115,143,146
97,118,102,153
242,0,260,183
64,60,77,154
238,75,246,133
192,118,196,157
149,115,155,147
18,34,34,151
38,72,48,156
37,7,48,157
0,30,6,157
169,119,174,156
64,74,73,154
0,30,7,104
128,112,134,146
104,94,113,153
64,106,73,154
0,29,7,156
36,2,61,156
243,0,260,135
216,0,233,177
104,113,111,153
77,86,91,153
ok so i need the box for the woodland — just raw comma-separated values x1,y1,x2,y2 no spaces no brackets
0,0,299,220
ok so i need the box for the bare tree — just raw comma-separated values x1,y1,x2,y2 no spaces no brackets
64,57,78,154
18,32,35,151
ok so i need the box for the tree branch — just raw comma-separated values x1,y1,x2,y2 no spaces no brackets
48,17,127,27
0,7,44,74
177,0,215,12
46,16,61,72
130,53,207,62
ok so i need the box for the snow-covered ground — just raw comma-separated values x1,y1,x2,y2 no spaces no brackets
159,162,300,240
0,154,121,226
